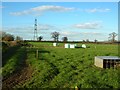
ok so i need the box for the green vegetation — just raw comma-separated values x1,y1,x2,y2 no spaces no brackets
2,42,120,88
1,47,26,78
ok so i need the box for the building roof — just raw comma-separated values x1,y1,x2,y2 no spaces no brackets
95,56,120,60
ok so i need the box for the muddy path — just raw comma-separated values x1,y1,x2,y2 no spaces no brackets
2,65,33,89
2,50,33,89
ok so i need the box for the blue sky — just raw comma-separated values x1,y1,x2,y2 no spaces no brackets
2,0,119,2
1,2,118,41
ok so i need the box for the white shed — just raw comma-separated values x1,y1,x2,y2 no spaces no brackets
95,56,120,68
65,44,70,48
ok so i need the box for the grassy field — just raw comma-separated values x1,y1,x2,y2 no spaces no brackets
2,42,120,88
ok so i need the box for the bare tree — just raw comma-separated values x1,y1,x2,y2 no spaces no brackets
94,39,98,43
2,32,14,41
16,36,23,41
51,31,60,42
109,32,117,42
38,36,43,41
83,40,85,42
62,37,68,42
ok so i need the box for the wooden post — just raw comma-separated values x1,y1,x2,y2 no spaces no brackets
36,49,38,59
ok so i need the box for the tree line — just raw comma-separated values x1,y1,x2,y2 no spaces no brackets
38,31,68,42
49,31,118,43
1,31,118,43
1,32,23,41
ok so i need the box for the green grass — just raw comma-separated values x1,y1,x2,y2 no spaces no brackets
1,47,27,78
2,42,119,88
16,42,119,88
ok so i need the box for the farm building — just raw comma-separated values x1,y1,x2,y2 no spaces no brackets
94,56,120,68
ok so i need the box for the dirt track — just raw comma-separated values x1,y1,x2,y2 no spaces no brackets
2,60,33,89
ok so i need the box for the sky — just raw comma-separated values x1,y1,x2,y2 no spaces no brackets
2,0,120,2
1,2,118,41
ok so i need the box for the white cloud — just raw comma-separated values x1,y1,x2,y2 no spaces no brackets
38,24,57,30
61,31,102,36
3,25,108,41
2,24,59,40
31,5,74,12
9,5,110,16
85,8,110,13
10,10,32,16
3,24,56,33
73,22,102,29
61,31,77,36
10,5,75,16
60,31,107,41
